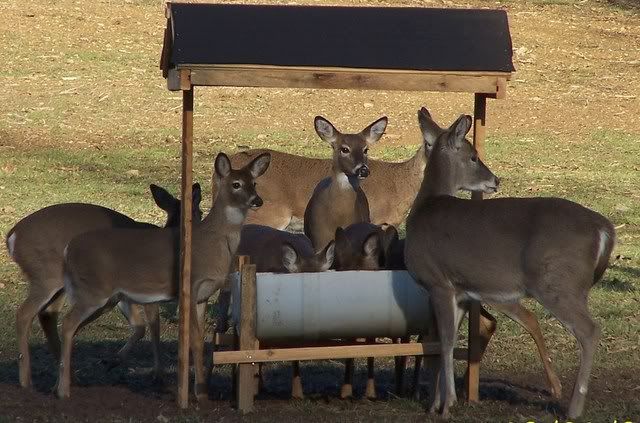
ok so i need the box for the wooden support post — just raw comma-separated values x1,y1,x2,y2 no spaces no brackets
466,301,481,402
472,93,488,201
177,76,194,409
231,256,250,402
236,263,258,414
467,92,488,402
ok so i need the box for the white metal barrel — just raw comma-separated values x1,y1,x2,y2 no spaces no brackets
232,270,431,342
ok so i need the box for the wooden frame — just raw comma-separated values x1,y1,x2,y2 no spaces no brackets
163,2,513,411
214,260,480,413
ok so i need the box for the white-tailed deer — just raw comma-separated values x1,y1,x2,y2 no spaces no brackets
234,224,335,400
6,183,202,389
56,152,271,400
237,224,335,274
219,107,439,230
304,116,387,251
405,114,615,419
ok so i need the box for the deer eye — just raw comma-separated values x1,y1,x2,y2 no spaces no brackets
340,147,350,154
364,148,369,155
471,155,478,163
232,182,241,189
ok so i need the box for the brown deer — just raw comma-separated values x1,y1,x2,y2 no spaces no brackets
234,224,335,400
6,183,202,389
332,224,387,399
56,152,271,400
405,114,615,419
304,116,387,251
237,224,335,274
219,107,439,230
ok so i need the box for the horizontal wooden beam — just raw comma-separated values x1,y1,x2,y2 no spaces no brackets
185,65,510,94
212,342,468,364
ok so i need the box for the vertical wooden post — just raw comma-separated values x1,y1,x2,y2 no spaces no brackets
177,71,193,409
466,92,488,403
231,255,250,402
237,263,257,413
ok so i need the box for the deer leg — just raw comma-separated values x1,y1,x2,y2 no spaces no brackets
191,300,207,402
536,294,600,419
116,301,145,363
394,337,409,397
56,298,111,399
365,355,376,399
291,361,304,399
340,358,354,399
38,291,66,362
491,302,561,399
429,288,458,417
16,285,62,389
143,304,163,380
215,287,231,334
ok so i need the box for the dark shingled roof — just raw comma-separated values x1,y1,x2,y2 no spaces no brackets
163,3,514,73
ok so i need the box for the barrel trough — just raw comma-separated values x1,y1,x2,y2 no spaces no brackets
231,270,432,342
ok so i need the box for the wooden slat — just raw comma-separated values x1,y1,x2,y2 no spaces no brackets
177,85,194,409
189,67,509,94
213,343,469,365
236,264,257,414
183,63,512,77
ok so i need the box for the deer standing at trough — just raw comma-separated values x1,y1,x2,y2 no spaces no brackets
6,183,202,389
234,224,335,399
405,114,615,419
56,152,271,400
304,116,387,251
220,107,439,230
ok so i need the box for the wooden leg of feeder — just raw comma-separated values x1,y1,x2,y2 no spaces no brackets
237,263,257,414
177,83,194,409
231,256,249,403
466,301,482,402
472,93,488,201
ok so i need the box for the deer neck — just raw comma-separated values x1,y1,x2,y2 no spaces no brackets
414,156,458,204
330,169,360,193
201,197,247,233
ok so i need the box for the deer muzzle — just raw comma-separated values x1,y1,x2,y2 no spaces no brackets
355,165,370,179
250,195,264,209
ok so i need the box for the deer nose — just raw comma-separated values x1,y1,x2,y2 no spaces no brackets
355,165,370,179
251,196,263,208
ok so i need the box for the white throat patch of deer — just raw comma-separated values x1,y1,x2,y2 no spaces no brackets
303,115,387,251
55,152,271,401
405,113,615,419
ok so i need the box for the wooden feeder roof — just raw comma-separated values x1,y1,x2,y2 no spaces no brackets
160,3,514,95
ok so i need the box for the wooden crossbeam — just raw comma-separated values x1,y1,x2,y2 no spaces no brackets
213,342,468,365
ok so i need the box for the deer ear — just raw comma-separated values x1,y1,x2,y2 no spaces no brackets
380,224,399,255
150,184,178,212
319,240,335,271
314,116,339,145
418,107,443,156
361,116,388,144
192,183,202,208
362,233,380,258
248,153,271,179
448,115,472,149
214,153,232,178
281,242,299,273
334,227,350,248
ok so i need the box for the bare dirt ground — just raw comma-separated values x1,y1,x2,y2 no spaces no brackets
0,0,639,421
